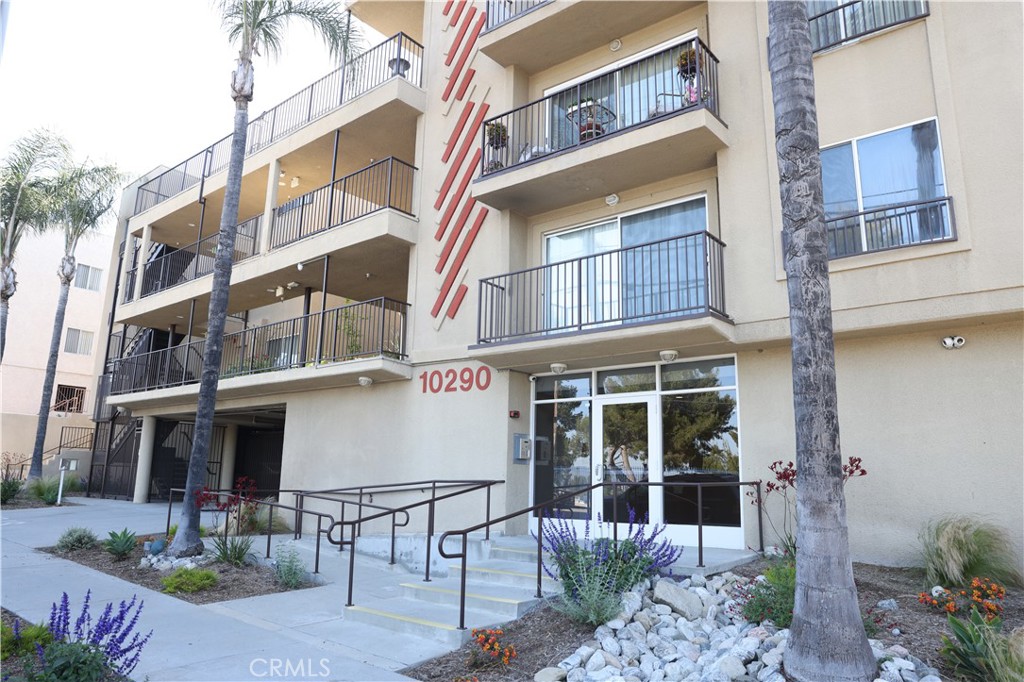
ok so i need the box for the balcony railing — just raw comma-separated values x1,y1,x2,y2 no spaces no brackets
480,38,719,176
140,216,261,297
477,231,725,344
110,298,409,395
809,0,928,52
826,196,954,259
270,157,416,248
133,33,424,215
484,0,552,31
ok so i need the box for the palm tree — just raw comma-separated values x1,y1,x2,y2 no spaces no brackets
766,3,876,681
1,130,70,362
169,0,359,557
29,161,123,480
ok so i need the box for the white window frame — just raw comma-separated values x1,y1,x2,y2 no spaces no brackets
63,328,94,355
73,264,103,291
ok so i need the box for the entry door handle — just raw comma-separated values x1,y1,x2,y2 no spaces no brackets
594,462,603,480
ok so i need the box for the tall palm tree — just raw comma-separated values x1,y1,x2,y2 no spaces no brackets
1,130,70,362
766,3,875,681
29,162,123,480
169,0,359,557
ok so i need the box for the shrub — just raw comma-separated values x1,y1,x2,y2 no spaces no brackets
1,471,23,504
28,477,61,505
55,527,98,553
103,528,136,561
166,523,207,543
919,577,1007,622
468,627,517,668
29,639,109,681
738,558,796,628
941,610,1024,682
213,535,254,568
1,620,53,661
920,516,1023,588
274,545,308,589
161,567,218,594
540,508,683,625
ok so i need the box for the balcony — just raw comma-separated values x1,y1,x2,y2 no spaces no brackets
479,1,699,74
109,298,410,406
826,196,955,259
132,33,424,216
473,38,727,215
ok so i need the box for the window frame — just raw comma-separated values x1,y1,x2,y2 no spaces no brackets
807,0,930,53
63,328,94,356
53,384,87,413
73,264,103,292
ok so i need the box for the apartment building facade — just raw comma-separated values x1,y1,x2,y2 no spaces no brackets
90,0,1023,567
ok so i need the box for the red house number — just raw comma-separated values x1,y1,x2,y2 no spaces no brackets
419,367,491,394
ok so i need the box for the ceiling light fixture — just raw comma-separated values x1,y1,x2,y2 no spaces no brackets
610,39,623,52
550,362,567,375
358,376,374,387
290,176,300,189
659,350,679,363
605,193,620,206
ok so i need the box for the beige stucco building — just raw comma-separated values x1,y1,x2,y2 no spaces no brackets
90,1,1023,568
1,228,113,478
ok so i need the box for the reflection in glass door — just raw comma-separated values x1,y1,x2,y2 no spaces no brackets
594,397,658,530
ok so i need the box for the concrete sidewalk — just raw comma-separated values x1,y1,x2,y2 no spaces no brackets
1,497,453,682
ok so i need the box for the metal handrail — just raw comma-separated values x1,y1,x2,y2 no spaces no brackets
438,479,763,630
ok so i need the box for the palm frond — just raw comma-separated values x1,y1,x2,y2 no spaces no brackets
1,130,71,260
219,0,362,63
45,162,124,255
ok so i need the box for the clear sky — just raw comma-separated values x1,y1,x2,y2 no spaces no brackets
0,0,364,193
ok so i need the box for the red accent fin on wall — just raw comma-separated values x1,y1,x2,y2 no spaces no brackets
443,0,455,16
432,207,488,317
442,101,476,164
456,68,475,101
450,0,467,27
435,103,489,211
446,7,476,67
443,12,486,102
447,284,469,319
436,197,477,273
434,147,482,240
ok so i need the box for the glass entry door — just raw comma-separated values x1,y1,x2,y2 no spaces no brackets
592,396,660,532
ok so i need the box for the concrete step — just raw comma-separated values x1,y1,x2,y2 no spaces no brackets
449,559,561,592
343,599,502,648
400,580,541,619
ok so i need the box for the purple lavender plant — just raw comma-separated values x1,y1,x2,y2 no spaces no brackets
45,590,153,676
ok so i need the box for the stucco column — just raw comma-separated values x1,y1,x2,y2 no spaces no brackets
260,158,281,254
132,416,157,503
219,424,238,491
132,224,152,300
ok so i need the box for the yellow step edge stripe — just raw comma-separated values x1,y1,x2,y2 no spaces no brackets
454,565,555,579
399,582,522,604
345,605,459,631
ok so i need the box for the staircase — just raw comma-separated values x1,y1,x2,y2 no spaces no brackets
343,535,559,647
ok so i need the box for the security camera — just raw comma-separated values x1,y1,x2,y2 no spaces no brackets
529,375,537,382
941,336,966,350
953,336,966,348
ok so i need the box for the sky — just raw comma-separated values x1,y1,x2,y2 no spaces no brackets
0,0,374,232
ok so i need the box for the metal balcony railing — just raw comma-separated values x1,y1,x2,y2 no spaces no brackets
809,0,928,52
270,158,416,248
477,231,726,344
140,216,261,297
826,196,954,259
480,37,720,176
110,298,409,395
484,0,552,30
133,33,424,215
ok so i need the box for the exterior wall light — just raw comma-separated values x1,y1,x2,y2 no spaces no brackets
549,362,567,375
358,376,374,387
659,350,679,363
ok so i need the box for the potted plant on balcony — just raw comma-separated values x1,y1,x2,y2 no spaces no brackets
677,44,700,78
483,159,505,173
485,121,508,149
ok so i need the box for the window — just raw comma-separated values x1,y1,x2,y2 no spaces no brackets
821,119,952,258
63,328,94,355
73,264,103,291
266,334,300,368
59,458,79,471
807,0,928,52
54,385,86,413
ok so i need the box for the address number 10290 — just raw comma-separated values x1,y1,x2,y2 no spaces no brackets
419,367,492,394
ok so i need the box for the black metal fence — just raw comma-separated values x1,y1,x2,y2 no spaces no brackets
481,37,719,175
484,0,551,30
140,216,261,297
477,231,726,344
133,33,425,215
270,158,416,248
110,298,410,394
826,196,953,259
809,0,928,52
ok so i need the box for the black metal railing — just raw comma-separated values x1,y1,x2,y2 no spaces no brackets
270,158,416,248
439,479,763,630
133,33,424,215
484,0,552,30
480,37,719,175
110,298,409,394
826,196,954,259
477,231,725,344
140,216,261,297
809,0,928,52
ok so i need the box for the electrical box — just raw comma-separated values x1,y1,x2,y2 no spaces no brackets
513,433,531,462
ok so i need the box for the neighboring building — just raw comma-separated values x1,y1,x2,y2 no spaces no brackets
1,228,113,478
89,1,1023,567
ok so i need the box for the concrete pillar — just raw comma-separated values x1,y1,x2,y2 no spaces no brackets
219,424,239,491
260,158,281,254
132,416,157,503
133,224,152,300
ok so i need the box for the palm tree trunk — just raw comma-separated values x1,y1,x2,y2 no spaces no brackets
1,261,15,362
168,96,250,557
766,3,875,681
29,277,72,479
